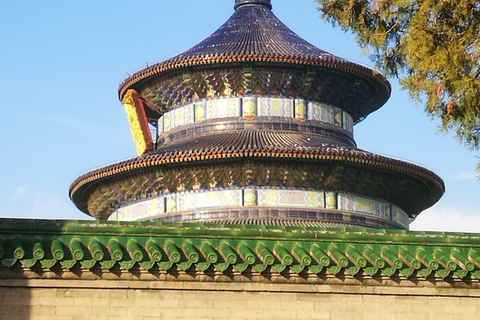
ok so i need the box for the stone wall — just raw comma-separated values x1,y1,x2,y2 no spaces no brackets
1,280,480,320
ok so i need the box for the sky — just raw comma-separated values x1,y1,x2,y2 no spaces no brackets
1,0,479,232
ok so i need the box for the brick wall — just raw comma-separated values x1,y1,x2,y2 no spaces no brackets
1,280,479,320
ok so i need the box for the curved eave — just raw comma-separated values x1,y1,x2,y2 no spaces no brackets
69,149,444,216
3,218,480,282
118,55,391,104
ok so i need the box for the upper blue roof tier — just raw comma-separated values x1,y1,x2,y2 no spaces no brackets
118,1,391,122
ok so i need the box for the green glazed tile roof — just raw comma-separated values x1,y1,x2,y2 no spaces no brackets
1,218,480,281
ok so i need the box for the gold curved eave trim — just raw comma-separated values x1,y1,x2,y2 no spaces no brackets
118,56,391,100
69,151,444,200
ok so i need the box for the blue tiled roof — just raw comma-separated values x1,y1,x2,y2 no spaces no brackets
177,2,337,63
118,0,391,115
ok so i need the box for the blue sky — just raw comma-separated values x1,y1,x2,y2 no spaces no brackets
1,0,479,232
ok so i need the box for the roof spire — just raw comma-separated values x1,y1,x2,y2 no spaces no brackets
234,0,272,10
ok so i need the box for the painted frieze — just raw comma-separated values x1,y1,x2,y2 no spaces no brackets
294,99,307,121
333,107,343,128
343,111,353,134
309,101,334,124
194,100,207,122
157,96,354,135
206,97,241,119
242,97,257,119
392,206,409,228
339,193,389,218
111,196,164,221
257,97,293,117
243,189,258,206
109,187,403,226
176,189,242,211
258,189,324,208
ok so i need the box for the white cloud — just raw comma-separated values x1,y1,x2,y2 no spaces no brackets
7,185,29,200
410,203,480,233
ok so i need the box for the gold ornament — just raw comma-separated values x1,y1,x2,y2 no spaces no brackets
122,89,153,155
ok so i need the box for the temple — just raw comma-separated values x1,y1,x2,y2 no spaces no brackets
69,0,443,229
2,1,480,319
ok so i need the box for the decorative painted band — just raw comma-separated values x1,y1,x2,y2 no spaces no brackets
108,188,409,228
118,55,391,103
159,96,354,135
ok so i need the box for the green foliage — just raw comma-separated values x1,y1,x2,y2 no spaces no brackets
316,0,480,172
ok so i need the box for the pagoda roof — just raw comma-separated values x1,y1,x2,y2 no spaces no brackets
1,218,480,284
70,134,444,190
118,0,390,121
69,131,444,217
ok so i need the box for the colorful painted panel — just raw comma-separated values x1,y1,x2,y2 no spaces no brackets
175,193,196,212
339,193,389,218
163,112,172,133
206,98,241,119
165,194,177,213
244,189,258,206
258,189,324,208
392,205,409,227
385,205,392,221
294,99,307,121
176,190,242,211
158,116,164,134
194,101,207,122
242,97,257,119
343,112,354,134
171,104,194,129
325,192,337,209
308,102,334,124
114,197,164,221
257,97,293,117
333,107,343,127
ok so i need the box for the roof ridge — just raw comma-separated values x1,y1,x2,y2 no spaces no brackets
2,220,480,283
